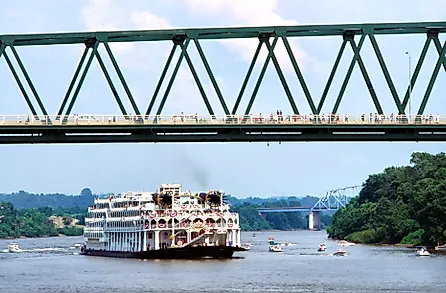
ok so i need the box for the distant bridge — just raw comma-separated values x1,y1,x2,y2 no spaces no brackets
256,206,312,213
256,185,361,230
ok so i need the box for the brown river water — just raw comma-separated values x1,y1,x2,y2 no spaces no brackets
0,230,445,293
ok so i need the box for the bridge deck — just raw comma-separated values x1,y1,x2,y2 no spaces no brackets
0,114,445,143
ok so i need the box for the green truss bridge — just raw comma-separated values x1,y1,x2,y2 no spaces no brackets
1,21,446,144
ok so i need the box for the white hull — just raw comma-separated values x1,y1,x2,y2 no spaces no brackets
7,243,22,253
416,251,430,256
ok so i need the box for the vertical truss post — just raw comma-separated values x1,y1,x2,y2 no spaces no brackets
193,39,230,115
94,44,128,116
232,41,263,114
146,43,178,116
103,41,141,116
9,45,49,118
180,39,215,116
282,36,316,114
57,46,90,118
317,40,347,114
64,40,99,118
265,36,299,114
417,38,446,115
156,37,190,116
2,48,39,116
245,34,279,115
401,35,432,112
368,32,403,114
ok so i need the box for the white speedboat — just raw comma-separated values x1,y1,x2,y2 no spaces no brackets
7,243,23,253
416,246,430,256
338,240,355,247
333,249,347,256
269,244,283,252
317,243,327,252
243,242,251,250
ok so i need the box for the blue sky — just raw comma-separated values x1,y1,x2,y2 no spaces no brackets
0,0,446,197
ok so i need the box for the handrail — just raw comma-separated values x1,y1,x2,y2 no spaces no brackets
0,114,444,126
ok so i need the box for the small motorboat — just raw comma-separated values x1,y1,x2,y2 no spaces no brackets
317,243,327,252
269,244,283,252
74,243,81,248
416,246,430,256
338,240,355,247
333,249,347,256
435,243,446,251
7,243,23,253
252,233,256,238
243,242,251,250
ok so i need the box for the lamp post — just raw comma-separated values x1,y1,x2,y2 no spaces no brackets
405,51,412,120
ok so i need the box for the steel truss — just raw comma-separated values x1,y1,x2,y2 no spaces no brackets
312,185,361,212
0,21,446,119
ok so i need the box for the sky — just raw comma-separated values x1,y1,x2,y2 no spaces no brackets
0,0,446,197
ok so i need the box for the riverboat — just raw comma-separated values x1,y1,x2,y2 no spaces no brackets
80,184,246,259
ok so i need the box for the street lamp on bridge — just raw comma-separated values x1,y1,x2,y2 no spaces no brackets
405,51,412,120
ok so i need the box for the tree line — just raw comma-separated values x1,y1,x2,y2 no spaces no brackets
0,202,83,239
0,188,332,238
328,152,446,246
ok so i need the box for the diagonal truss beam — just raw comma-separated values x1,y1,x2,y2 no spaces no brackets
146,43,178,116
62,41,99,118
368,34,403,114
332,34,383,114
282,36,317,114
265,37,299,114
193,39,230,115
103,41,140,115
244,36,280,115
232,41,262,114
317,40,347,114
418,39,446,115
401,36,432,112
179,40,215,116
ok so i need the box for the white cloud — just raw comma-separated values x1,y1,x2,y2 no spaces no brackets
80,0,172,57
183,0,323,71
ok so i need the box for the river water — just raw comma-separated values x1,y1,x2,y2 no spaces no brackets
0,230,445,293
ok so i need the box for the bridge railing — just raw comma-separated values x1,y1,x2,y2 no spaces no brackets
0,114,443,126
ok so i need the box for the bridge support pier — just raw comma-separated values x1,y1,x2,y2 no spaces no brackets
309,211,321,231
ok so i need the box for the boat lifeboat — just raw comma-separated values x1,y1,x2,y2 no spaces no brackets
416,246,431,256
317,243,327,252
7,243,23,253
333,249,347,256
338,240,355,247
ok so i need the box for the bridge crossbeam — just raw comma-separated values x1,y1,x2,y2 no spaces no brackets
0,21,446,127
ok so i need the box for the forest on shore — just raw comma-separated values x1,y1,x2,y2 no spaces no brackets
328,152,446,247
0,188,332,239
